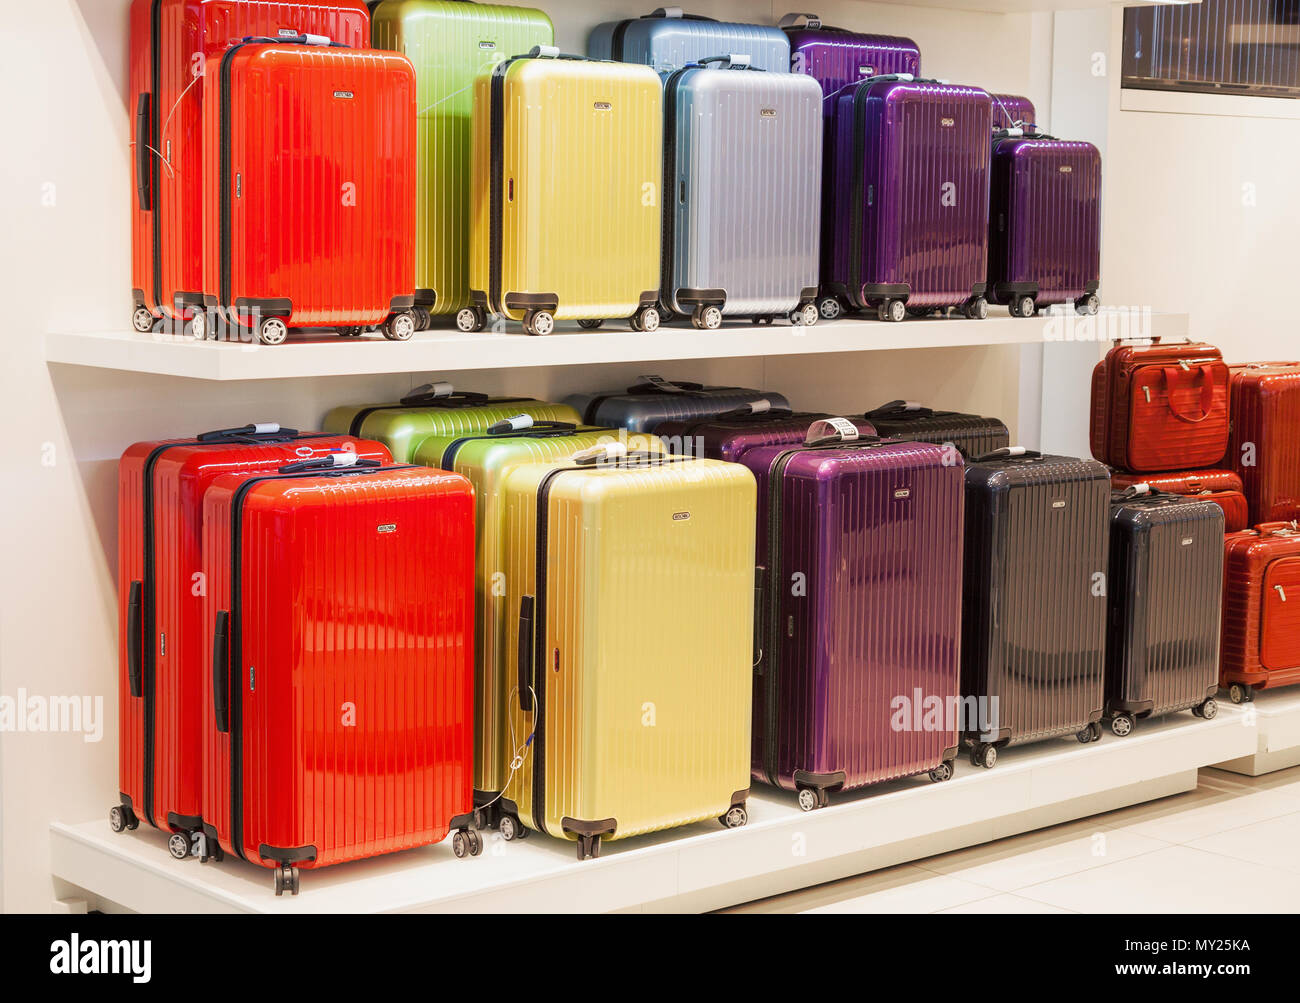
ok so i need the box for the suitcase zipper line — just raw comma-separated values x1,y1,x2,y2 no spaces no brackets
487,59,520,317
149,0,163,313
659,67,687,314
346,397,532,438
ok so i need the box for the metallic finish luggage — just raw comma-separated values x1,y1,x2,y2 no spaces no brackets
861,400,1010,458
201,35,418,344
566,375,791,432
201,455,478,889
823,76,993,321
1222,522,1300,701
590,7,791,73
1222,362,1300,524
991,93,1036,132
661,57,823,327
407,421,665,818
496,447,756,858
1105,487,1223,736
654,401,875,462
322,383,581,462
371,2,553,324
1111,469,1248,532
742,425,965,804
129,0,370,333
781,14,921,100
962,448,1110,764
466,48,663,335
114,426,390,849
988,133,1101,314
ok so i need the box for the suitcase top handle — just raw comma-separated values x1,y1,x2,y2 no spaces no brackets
718,399,791,418
697,54,759,70
805,417,864,445
571,443,690,468
1254,521,1300,537
645,7,718,22
486,415,580,436
239,33,347,48
572,442,628,465
525,45,587,61
864,399,935,420
1160,364,1218,425
197,422,300,442
277,452,381,474
399,383,492,407
779,13,823,29
994,128,1059,141
972,446,1040,462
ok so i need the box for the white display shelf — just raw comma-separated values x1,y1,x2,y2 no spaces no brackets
1213,688,1300,777
873,0,1196,12
50,708,1251,914
44,310,1187,381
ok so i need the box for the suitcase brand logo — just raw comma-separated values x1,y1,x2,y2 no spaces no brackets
760,108,777,118
378,523,397,534
479,40,496,49
1052,499,1067,508
858,65,875,76
940,117,955,127
1059,165,1073,173
334,91,354,100
894,488,911,499
672,511,691,522
49,935,151,983
593,101,613,111
1182,537,1194,546
278,29,297,37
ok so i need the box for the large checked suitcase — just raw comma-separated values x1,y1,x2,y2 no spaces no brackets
861,400,1009,458
323,382,581,461
129,0,370,333
371,2,553,326
1089,340,1230,473
823,76,993,322
1110,469,1248,532
1104,486,1223,737
495,446,756,858
201,454,477,893
201,34,418,345
661,56,823,328
1222,522,1300,703
1222,362,1300,524
962,448,1110,767
988,132,1101,315
465,47,663,336
567,375,791,433
653,401,876,462
742,423,966,808
589,6,790,73
408,421,666,821
112,425,390,852
991,93,1036,132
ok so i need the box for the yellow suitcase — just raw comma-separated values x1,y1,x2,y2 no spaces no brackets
463,47,664,336
495,444,756,859
410,421,665,817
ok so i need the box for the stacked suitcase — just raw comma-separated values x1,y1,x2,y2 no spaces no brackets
590,6,791,71
861,400,1010,457
568,376,791,432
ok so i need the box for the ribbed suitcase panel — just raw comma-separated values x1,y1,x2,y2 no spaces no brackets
990,93,1036,131
117,447,151,818
618,19,790,73
349,401,580,462
1222,529,1300,690
652,413,877,463
786,29,921,100
865,412,1010,459
1225,365,1300,524
566,387,791,433
129,1,154,313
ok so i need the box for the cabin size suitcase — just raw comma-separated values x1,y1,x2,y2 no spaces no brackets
1110,469,1248,532
1090,340,1230,473
567,375,791,432
494,446,756,858
371,2,553,327
201,454,477,893
200,34,417,345
323,382,581,461
822,76,993,322
464,47,662,335
408,421,666,821
962,448,1110,767
988,132,1101,316
654,402,875,462
861,400,1009,458
129,0,370,333
590,6,790,72
1105,487,1223,736
991,93,1036,132
1222,363,1300,524
661,57,823,328
742,423,966,807
1222,522,1300,702
112,425,390,853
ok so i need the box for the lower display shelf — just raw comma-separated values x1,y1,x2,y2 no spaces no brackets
1213,688,1300,777
51,707,1257,914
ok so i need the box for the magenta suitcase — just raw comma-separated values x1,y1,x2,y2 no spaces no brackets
654,402,876,462
742,422,965,809
822,75,993,323
991,93,1036,132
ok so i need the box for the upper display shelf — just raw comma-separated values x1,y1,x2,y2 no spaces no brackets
880,0,1196,12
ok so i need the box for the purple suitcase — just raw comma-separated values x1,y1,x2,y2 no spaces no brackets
823,76,993,323
742,422,965,808
654,401,877,462
991,93,1037,132
988,133,1101,315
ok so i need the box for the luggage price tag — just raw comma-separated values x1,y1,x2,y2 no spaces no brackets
805,417,860,443
489,414,536,433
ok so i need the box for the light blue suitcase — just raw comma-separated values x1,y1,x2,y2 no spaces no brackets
589,6,790,73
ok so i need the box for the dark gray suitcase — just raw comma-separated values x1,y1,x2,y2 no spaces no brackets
566,376,791,433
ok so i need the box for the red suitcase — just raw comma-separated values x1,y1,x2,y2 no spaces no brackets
200,34,417,345
1090,339,1230,473
112,425,390,856
1110,469,1249,533
1222,362,1300,524
201,454,478,894
129,1,370,333
1222,522,1300,703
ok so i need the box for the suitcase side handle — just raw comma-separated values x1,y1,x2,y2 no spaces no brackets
752,566,765,671
126,580,144,699
212,610,230,733
864,399,935,420
237,33,348,48
1161,365,1217,424
517,596,536,713
135,93,153,212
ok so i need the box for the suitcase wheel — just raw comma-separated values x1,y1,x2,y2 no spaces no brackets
1109,713,1135,738
692,305,723,331
969,742,998,770
1192,697,1219,720
412,306,432,331
1075,293,1100,316
962,296,989,321
383,312,417,342
108,805,138,833
631,305,660,333
455,306,486,333
257,317,289,346
719,805,748,829
452,828,484,859
272,865,300,896
336,326,364,338
789,303,819,327
1009,295,1037,319
522,310,555,336
132,306,158,334
796,787,828,812
578,318,604,330
498,814,528,842
750,315,775,326
1227,683,1253,705
817,296,842,321
927,760,955,784
575,834,602,861
1076,721,1103,744
876,298,907,323
167,832,191,860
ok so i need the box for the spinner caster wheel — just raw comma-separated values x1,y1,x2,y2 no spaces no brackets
796,787,822,812
970,742,998,769
257,317,288,346
132,307,157,334
634,305,661,333
523,310,555,336
1075,293,1100,316
1227,683,1253,705
456,306,485,332
1110,713,1135,738
452,829,472,858
818,296,842,321
575,834,602,861
412,306,432,331
578,318,604,330
383,311,416,341
964,296,989,320
692,304,723,331
720,805,748,828
928,760,955,783
185,312,207,341
168,832,190,860
877,298,907,323
1077,722,1103,744
499,815,523,841
1010,295,1036,318
109,805,131,833
272,865,300,896
1194,698,1218,720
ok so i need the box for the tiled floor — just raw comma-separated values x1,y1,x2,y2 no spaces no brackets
721,765,1300,914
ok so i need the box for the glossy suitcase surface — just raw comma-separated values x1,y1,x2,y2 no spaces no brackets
1089,340,1230,472
566,375,791,433
323,383,581,462
826,78,993,316
408,422,665,810
782,15,921,101
1105,489,1223,731
1222,523,1300,695
962,450,1110,753
201,457,476,878
468,50,662,332
498,450,756,858
129,0,370,328
590,7,790,73
742,430,965,800
654,402,875,462
991,93,1036,131
1222,363,1300,524
988,135,1101,311
371,2,552,319
115,426,390,842
661,59,822,323
1110,469,1248,532
861,400,1009,458
202,37,417,341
